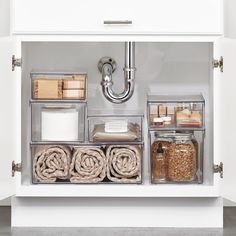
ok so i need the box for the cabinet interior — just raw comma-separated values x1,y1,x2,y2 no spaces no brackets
21,42,214,186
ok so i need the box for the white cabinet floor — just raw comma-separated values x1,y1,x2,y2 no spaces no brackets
1,207,236,235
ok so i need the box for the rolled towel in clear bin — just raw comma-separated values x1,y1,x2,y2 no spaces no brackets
106,145,142,183
33,145,71,183
70,147,107,183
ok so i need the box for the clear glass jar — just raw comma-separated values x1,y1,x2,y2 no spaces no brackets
167,133,197,182
151,133,173,183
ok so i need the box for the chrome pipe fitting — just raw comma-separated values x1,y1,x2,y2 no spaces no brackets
98,42,136,104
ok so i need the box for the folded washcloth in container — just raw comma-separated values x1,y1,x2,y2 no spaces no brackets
105,120,128,133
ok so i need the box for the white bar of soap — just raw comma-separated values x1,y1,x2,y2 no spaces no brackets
41,108,78,141
105,120,128,133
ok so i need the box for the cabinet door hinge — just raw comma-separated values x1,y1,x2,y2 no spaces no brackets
12,55,22,71
213,56,223,72
213,162,223,178
12,161,22,177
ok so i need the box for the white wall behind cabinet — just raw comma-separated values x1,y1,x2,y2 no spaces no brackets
224,0,236,38
0,0,9,36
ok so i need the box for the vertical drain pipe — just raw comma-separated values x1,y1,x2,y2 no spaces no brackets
98,42,136,104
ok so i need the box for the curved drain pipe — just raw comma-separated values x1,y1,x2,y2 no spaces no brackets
98,42,136,104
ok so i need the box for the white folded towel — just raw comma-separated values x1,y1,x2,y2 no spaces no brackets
105,120,128,133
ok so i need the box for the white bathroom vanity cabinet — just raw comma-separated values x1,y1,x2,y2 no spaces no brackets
0,0,236,228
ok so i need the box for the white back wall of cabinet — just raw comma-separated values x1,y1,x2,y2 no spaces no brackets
12,0,223,35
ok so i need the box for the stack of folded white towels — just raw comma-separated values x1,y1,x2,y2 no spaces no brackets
105,120,128,133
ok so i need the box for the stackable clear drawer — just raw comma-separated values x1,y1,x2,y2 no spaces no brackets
149,130,204,184
31,103,86,142
31,72,87,101
88,113,143,143
148,94,205,130
31,144,143,184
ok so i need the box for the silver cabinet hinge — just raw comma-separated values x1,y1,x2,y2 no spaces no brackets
213,56,223,72
12,55,22,71
213,162,223,178
12,161,22,177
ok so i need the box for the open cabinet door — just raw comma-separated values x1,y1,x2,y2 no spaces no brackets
215,38,236,202
0,38,17,200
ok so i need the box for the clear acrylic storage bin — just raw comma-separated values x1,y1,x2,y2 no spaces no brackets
149,130,204,184
31,103,86,142
31,144,143,184
148,95,205,130
31,72,87,101
88,113,143,143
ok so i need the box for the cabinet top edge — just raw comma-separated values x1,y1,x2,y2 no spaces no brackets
11,34,223,43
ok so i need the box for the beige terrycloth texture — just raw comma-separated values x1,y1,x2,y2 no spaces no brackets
106,145,142,183
33,145,71,183
70,147,107,183
92,123,140,142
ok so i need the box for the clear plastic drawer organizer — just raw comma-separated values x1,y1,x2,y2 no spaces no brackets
31,144,143,184
30,87,143,184
149,130,204,184
88,112,143,143
31,103,86,142
30,72,87,143
31,72,87,101
148,95,205,130
148,94,205,184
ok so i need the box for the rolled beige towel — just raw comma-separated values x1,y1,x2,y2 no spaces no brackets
33,145,71,183
106,145,142,183
70,147,107,183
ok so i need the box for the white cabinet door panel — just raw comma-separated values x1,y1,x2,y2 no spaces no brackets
0,38,17,200
12,0,223,35
214,38,236,202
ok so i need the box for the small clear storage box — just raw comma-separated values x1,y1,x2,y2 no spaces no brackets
31,72,87,101
87,111,143,143
31,103,86,142
147,94,205,130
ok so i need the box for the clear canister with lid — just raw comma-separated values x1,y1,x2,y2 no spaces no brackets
167,133,197,182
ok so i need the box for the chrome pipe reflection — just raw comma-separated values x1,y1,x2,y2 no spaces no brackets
98,42,136,104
